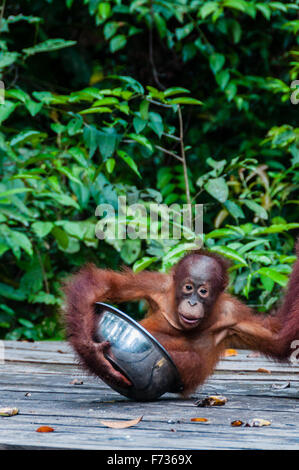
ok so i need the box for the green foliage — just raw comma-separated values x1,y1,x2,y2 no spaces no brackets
0,0,299,338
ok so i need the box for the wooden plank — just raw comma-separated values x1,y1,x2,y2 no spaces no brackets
0,341,298,450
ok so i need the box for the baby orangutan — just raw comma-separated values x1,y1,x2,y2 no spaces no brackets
63,247,298,395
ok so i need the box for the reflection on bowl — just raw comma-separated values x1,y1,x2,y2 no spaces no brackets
94,302,183,401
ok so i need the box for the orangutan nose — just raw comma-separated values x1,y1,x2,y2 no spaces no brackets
188,299,198,307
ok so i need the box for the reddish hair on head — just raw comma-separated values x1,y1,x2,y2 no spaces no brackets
173,248,230,292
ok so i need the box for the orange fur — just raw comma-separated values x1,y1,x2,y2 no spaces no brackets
63,246,299,396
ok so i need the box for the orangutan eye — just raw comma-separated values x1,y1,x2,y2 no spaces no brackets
199,287,208,297
183,284,193,293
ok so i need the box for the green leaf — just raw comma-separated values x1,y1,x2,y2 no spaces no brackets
256,268,288,287
110,35,127,53
164,87,190,97
205,228,240,239
216,69,230,90
110,75,144,94
133,117,147,133
0,101,17,124
140,99,149,120
175,23,194,40
55,165,83,185
32,222,54,238
0,52,19,69
230,20,242,43
80,106,112,114
25,100,43,116
209,53,225,75
11,130,46,146
106,158,115,174
92,97,119,106
31,292,60,305
162,242,203,271
117,150,141,178
120,239,141,264
67,115,83,135
209,245,248,266
19,318,34,328
149,112,164,138
204,177,229,203
23,39,76,56
260,274,275,292
247,252,272,265
68,147,88,167
224,200,245,219
40,192,80,209
251,223,299,235
127,133,153,152
223,0,247,12
242,200,268,220
98,130,118,159
256,3,271,20
98,2,111,19
225,82,237,101
168,97,203,105
133,256,158,272
83,125,99,158
104,22,119,40
51,226,69,250
0,188,32,199
0,283,26,301
199,2,219,19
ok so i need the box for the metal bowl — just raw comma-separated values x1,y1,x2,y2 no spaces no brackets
94,302,183,401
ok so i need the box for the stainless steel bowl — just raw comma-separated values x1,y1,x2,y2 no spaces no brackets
94,302,183,401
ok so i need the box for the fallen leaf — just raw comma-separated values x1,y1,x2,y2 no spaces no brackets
195,396,227,407
0,407,18,417
191,417,209,423
231,420,244,427
247,351,261,358
271,382,290,390
100,416,143,429
256,368,271,374
223,349,238,357
57,349,66,354
245,418,271,427
36,426,54,433
70,379,83,385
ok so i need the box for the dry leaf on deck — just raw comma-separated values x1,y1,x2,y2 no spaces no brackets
256,368,271,374
100,416,143,429
247,351,261,358
231,420,244,427
271,382,290,390
70,379,83,385
36,426,54,432
191,417,209,423
0,407,19,417
245,418,271,427
223,349,238,357
195,396,227,407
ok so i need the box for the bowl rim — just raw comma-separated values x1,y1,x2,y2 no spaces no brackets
95,301,183,390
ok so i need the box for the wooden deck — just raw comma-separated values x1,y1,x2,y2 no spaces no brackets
0,340,298,450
